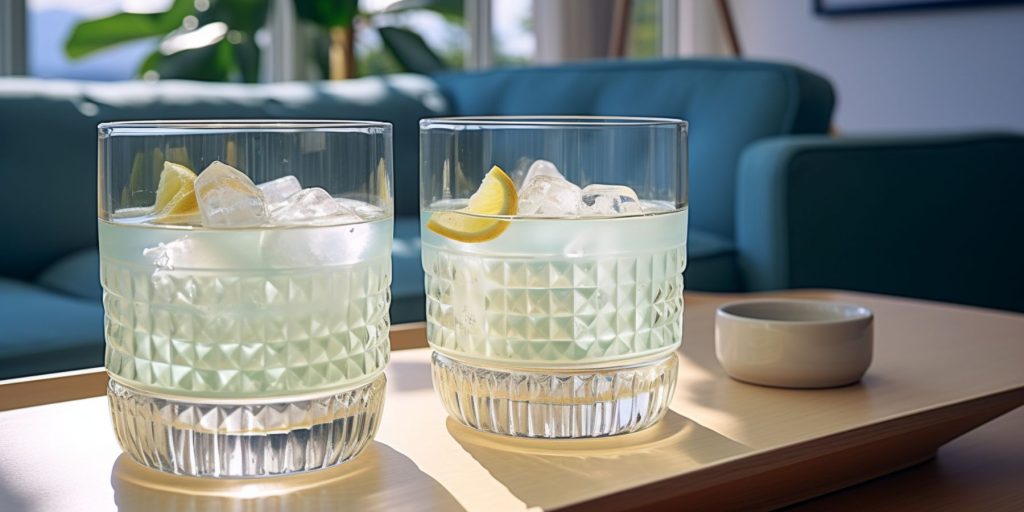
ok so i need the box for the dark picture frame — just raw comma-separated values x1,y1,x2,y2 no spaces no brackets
815,0,1024,15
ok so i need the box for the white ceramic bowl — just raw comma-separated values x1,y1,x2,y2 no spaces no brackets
715,299,873,389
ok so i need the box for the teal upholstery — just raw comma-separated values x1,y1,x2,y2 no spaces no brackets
0,59,836,379
0,75,449,282
0,75,449,379
434,59,834,239
737,133,1024,312
0,278,104,377
35,248,102,302
684,231,742,292
392,217,425,323
407,60,833,306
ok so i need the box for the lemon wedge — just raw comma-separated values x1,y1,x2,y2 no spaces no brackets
152,161,199,223
427,165,517,243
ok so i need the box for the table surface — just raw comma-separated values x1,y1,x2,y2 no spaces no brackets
1,290,1023,511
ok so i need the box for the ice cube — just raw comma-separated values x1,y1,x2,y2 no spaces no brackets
580,184,643,216
143,238,187,270
336,197,387,220
258,175,301,206
518,174,582,216
522,159,563,186
270,187,359,224
195,161,269,227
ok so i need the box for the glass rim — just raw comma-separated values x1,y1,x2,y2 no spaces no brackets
420,115,687,129
98,119,392,135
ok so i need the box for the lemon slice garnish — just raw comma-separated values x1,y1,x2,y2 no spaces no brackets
427,165,517,243
152,161,199,224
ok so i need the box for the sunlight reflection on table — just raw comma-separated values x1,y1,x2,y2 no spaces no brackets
111,441,465,512
446,411,752,510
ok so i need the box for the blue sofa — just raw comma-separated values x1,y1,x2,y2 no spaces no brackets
18,58,1015,380
737,133,1024,313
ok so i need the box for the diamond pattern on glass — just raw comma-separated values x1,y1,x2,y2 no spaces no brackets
423,246,684,365
102,255,391,397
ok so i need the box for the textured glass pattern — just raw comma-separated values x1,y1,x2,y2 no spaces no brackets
100,222,392,398
108,376,385,477
433,352,677,438
423,246,684,365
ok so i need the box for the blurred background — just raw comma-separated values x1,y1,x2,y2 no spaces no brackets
5,0,1023,132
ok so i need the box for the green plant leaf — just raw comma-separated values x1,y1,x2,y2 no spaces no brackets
378,26,447,74
206,0,272,33
65,0,194,59
294,0,359,28
139,40,235,82
380,0,463,21
232,38,261,83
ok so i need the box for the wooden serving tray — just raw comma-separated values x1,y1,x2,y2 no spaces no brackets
1,290,1022,511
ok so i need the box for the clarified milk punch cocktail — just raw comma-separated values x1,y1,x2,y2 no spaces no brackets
420,117,688,438
98,121,393,477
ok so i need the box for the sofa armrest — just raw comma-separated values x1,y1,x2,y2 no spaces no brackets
735,133,1024,312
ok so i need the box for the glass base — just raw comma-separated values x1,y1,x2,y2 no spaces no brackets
431,352,678,438
108,375,386,478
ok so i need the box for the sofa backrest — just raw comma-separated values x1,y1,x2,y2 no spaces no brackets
0,60,833,280
433,59,834,239
0,75,449,279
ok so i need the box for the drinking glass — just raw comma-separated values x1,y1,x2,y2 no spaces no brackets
98,120,393,477
420,116,687,438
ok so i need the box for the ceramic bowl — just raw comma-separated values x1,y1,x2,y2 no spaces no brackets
715,299,873,388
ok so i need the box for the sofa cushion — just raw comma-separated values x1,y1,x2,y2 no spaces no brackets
391,216,426,323
35,247,102,302
0,278,104,379
0,74,451,280
685,230,741,292
433,59,834,240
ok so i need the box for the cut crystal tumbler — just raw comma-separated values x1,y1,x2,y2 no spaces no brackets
420,117,688,438
98,120,393,476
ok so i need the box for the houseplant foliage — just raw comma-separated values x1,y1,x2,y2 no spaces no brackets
66,0,270,82
294,0,360,79
65,0,458,81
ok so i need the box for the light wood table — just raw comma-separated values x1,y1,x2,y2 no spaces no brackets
0,290,1022,511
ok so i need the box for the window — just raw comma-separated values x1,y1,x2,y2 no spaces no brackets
355,2,467,76
9,0,675,82
27,0,163,80
627,0,662,59
492,0,534,66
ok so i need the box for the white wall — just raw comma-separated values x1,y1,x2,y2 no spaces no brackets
719,0,1024,133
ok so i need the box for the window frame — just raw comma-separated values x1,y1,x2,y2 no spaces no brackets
0,0,27,75
2,0,679,80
